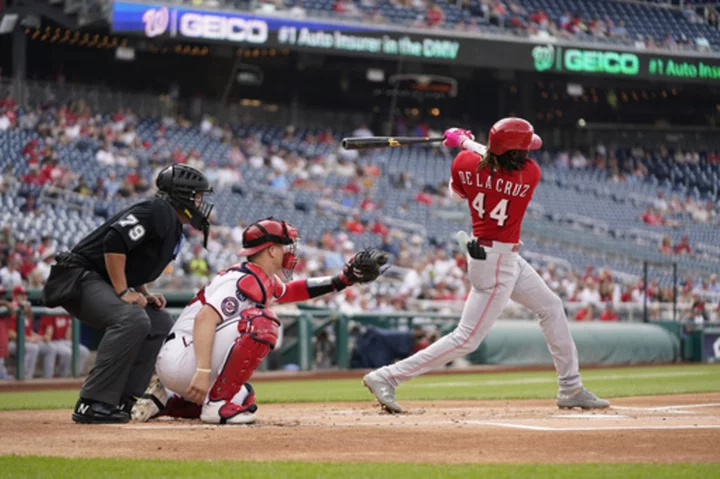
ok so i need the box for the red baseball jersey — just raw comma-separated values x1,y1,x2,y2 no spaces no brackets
39,315,72,340
8,315,33,336
450,151,541,243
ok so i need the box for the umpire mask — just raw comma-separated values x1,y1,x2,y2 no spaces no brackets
156,164,214,248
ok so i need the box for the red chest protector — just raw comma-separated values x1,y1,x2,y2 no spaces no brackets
234,262,282,307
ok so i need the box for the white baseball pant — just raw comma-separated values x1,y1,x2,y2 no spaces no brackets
155,322,283,403
8,341,57,378
379,243,582,392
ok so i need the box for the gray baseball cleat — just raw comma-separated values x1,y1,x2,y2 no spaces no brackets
363,371,403,414
557,387,610,410
131,377,168,422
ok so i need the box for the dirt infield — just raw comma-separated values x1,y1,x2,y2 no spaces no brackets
1,393,719,464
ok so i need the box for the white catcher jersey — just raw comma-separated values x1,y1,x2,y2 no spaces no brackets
170,263,285,337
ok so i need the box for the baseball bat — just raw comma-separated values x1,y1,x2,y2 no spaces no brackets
341,136,446,150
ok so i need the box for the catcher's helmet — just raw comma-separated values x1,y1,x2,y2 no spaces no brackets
238,218,299,275
487,118,543,156
156,164,214,247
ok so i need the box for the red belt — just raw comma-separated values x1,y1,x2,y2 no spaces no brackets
475,239,520,252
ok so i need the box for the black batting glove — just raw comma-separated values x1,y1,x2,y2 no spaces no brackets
466,240,487,260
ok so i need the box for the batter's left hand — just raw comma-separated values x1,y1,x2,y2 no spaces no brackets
145,293,167,310
443,128,475,148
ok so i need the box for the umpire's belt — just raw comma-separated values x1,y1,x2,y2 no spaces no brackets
475,238,521,253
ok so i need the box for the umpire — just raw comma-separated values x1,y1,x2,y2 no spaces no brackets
42,164,214,424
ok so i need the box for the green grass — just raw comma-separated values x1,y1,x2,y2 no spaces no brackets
0,456,718,479
0,364,718,411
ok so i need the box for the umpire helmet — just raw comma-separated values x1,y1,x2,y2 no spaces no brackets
156,164,214,247
487,118,543,156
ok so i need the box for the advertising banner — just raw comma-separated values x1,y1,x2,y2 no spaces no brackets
111,1,720,82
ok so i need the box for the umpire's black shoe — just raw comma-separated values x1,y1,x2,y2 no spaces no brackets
118,396,136,416
72,398,131,424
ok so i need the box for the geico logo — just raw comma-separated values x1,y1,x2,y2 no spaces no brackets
179,13,269,43
565,49,639,75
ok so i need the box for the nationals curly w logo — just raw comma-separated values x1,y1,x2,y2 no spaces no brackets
142,6,170,38
532,44,555,72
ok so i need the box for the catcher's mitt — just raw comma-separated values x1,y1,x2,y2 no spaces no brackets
345,247,390,284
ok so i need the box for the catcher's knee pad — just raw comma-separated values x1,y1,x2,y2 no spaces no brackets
208,308,280,402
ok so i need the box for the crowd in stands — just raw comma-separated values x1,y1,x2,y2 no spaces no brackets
541,143,720,255
246,0,720,52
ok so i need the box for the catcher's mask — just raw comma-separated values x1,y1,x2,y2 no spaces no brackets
156,164,214,248
238,217,299,280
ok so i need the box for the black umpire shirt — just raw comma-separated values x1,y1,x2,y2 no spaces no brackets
73,198,184,288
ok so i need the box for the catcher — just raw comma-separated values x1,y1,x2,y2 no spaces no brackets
132,217,388,425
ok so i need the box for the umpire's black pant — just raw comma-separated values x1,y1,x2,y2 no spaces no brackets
61,271,173,406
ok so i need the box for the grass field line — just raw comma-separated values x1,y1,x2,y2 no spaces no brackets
551,414,629,419
463,421,720,432
123,420,720,432
404,370,713,389
612,403,720,412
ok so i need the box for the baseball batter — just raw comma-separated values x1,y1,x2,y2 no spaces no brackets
364,118,610,412
132,217,388,424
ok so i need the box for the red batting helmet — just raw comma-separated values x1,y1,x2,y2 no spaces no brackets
238,218,299,272
487,118,543,156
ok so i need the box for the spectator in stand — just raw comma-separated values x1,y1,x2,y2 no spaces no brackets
104,171,121,198
646,279,662,301
344,215,366,235
708,274,720,294
380,236,399,258
641,207,665,226
574,303,595,321
426,3,445,27
95,143,115,166
7,286,57,378
577,280,601,305
599,302,619,321
688,296,707,324
361,194,378,212
674,235,692,255
0,257,23,290
489,1,507,26
597,270,615,302
662,32,677,49
39,314,90,377
370,219,390,236
29,249,55,284
0,286,12,379
659,235,674,255
20,194,41,215
187,244,210,282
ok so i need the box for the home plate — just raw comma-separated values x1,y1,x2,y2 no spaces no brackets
552,414,629,419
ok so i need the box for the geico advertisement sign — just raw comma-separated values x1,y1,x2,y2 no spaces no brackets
180,13,268,43
141,6,268,43
564,49,639,75
532,44,639,76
